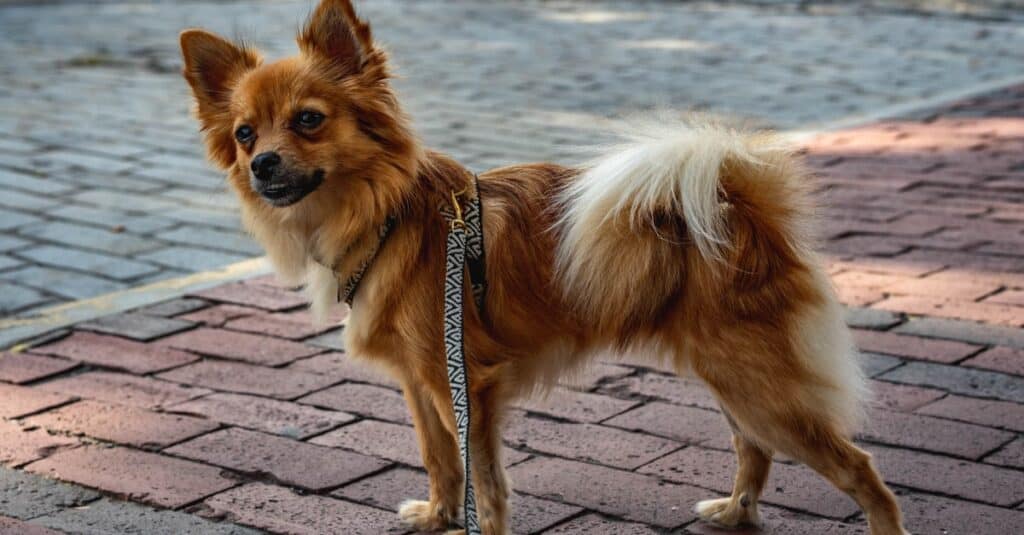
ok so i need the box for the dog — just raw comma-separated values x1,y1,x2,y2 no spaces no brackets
179,1,908,533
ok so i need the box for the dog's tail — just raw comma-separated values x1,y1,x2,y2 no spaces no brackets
555,115,867,432
555,115,809,297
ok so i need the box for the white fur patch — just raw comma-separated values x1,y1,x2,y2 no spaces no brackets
305,260,340,325
554,116,786,300
792,269,869,434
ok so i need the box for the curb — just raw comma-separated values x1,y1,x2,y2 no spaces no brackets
0,257,271,350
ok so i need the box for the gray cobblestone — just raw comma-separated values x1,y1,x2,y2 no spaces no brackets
16,246,162,281
894,317,1024,350
131,166,225,191
138,246,249,272
0,169,77,196
156,227,261,256
1,0,1023,315
136,298,210,318
43,205,179,236
31,498,264,535
0,209,43,231
0,236,30,253
0,266,126,301
0,255,23,272
0,191,60,213
0,466,99,521
29,148,138,176
18,222,160,257
881,361,1024,403
0,281,52,314
78,312,196,341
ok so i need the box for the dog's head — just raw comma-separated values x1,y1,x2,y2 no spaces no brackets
179,0,418,218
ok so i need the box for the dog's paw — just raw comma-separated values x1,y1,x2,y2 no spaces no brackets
398,499,456,531
694,497,760,528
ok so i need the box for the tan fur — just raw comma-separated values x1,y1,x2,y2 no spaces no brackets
179,2,907,534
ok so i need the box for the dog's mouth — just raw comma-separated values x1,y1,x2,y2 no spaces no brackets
256,169,325,207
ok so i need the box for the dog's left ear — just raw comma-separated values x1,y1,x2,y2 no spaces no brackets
298,0,378,79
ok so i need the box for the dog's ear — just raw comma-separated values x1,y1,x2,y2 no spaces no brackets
298,0,377,79
179,29,260,168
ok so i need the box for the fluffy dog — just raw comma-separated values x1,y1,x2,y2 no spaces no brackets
179,1,908,533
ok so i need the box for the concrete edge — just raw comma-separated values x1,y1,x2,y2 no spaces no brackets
0,257,271,350
4,74,1024,350
785,73,1024,142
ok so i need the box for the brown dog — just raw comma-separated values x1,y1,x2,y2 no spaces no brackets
179,1,908,533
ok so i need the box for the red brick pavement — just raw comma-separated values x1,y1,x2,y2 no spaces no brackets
1,88,1023,533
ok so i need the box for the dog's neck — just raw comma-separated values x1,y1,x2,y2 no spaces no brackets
303,149,476,316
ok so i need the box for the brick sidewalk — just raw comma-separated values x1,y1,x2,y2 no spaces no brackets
1,88,1023,534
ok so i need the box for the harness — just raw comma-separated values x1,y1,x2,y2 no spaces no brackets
329,176,486,534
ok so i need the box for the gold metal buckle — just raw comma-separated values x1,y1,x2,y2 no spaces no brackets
450,187,467,230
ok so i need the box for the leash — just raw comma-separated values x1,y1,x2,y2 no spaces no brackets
440,177,485,535
325,175,486,533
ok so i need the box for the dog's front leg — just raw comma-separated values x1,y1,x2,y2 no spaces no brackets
399,382,464,531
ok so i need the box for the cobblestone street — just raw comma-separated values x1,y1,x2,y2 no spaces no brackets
2,0,1024,313
1,1,1023,534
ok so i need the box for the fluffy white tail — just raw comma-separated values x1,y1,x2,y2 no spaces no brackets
554,115,866,433
556,116,798,302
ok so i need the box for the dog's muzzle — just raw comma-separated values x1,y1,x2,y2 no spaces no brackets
252,169,324,207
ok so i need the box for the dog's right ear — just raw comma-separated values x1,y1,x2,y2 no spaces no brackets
298,0,378,79
179,29,260,168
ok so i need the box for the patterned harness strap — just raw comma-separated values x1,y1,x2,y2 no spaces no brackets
439,176,485,534
323,175,486,534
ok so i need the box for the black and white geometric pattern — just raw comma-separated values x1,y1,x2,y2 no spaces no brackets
326,176,487,534
440,177,487,311
444,221,481,535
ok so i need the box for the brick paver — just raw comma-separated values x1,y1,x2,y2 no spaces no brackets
0,383,73,419
203,483,404,535
38,371,210,409
167,427,390,491
25,400,218,450
0,352,77,384
24,445,238,509
30,331,198,374
156,360,335,399
0,5,1023,533
0,421,78,467
509,456,705,528
159,327,322,366
170,392,356,439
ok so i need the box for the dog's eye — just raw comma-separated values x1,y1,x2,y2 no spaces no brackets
235,125,255,143
296,110,325,129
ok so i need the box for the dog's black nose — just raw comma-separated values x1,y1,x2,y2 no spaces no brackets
251,152,281,181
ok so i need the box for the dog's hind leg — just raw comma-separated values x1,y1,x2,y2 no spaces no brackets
399,383,463,531
699,368,907,535
790,430,906,535
694,416,772,527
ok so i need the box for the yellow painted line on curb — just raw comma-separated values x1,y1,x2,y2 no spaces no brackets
0,257,271,349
